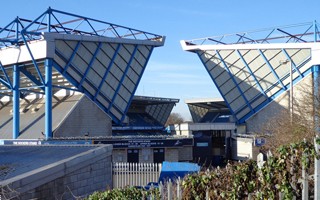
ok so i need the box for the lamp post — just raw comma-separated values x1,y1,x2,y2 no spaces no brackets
279,59,293,122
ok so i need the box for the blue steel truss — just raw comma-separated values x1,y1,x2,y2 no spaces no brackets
0,7,162,48
183,21,320,125
185,21,320,45
0,8,164,139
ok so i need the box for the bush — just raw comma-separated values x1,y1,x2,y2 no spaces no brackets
86,186,160,200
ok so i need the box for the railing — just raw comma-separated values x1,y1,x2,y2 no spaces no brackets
112,162,162,189
184,21,320,45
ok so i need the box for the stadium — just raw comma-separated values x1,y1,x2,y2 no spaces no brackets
1,6,320,199
181,22,320,133
0,8,191,198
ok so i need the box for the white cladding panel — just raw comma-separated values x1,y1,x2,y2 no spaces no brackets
53,39,152,123
232,138,253,160
0,41,48,66
197,46,312,122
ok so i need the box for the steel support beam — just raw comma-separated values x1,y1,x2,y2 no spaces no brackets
258,49,286,89
121,46,154,122
216,50,254,115
13,64,20,139
20,34,45,84
63,41,81,76
78,42,102,89
281,49,302,77
94,44,121,101
236,50,266,95
45,58,53,139
314,20,318,42
108,45,139,114
0,62,12,89
20,68,45,90
196,50,238,122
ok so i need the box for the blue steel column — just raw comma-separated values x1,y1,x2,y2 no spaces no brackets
45,8,52,140
314,20,317,42
45,59,53,139
13,64,20,139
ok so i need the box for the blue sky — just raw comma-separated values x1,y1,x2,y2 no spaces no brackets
1,0,320,120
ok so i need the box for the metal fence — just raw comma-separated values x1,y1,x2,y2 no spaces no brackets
112,162,162,189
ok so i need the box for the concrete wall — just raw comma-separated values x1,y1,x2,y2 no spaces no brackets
246,74,313,133
112,147,192,163
113,149,127,162
139,148,153,163
0,145,112,200
165,148,179,162
54,96,112,137
178,146,193,161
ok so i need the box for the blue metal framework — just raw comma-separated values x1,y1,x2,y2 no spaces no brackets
196,51,239,121
182,21,320,125
215,50,254,115
122,46,155,122
236,50,266,95
258,49,286,89
185,21,320,45
0,8,164,139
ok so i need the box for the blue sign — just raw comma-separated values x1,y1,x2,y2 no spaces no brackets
255,138,266,146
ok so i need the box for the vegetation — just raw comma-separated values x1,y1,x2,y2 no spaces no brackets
262,79,319,150
165,112,185,127
86,186,160,200
182,139,318,199
87,140,319,200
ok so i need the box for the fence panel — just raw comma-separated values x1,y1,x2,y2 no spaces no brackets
113,162,162,188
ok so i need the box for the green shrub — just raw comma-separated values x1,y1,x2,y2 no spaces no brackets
86,186,160,200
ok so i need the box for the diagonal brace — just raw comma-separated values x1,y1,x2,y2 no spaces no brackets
0,62,12,89
20,67,45,90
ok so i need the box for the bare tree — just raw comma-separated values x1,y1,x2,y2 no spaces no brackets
165,113,185,127
262,78,319,150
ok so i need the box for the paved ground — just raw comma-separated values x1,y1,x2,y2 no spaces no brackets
0,145,96,181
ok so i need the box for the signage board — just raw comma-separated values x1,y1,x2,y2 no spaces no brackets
93,138,193,148
255,138,266,147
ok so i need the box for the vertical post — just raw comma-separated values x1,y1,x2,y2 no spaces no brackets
302,162,309,200
314,66,320,136
45,58,52,139
15,18,19,42
315,137,320,200
47,7,51,32
314,20,317,43
279,59,293,122
13,64,19,139
290,61,293,122
167,179,172,200
159,181,163,199
177,177,182,200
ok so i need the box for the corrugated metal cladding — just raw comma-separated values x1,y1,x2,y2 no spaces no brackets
198,48,311,122
187,104,208,123
145,103,175,125
54,40,153,124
